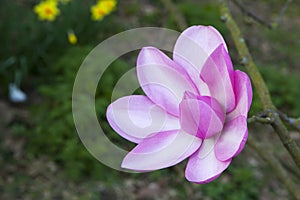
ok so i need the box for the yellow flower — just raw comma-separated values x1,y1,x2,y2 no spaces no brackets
34,0,60,21
99,0,117,13
90,0,117,21
67,30,77,45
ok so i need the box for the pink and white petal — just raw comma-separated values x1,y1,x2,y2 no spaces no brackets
185,137,231,184
106,95,180,143
173,25,228,73
234,129,248,156
200,44,235,113
179,94,225,139
227,70,253,120
183,92,225,122
137,47,198,116
214,116,248,161
173,26,228,95
122,130,202,171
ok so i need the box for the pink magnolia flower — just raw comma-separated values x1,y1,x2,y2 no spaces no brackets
106,26,252,183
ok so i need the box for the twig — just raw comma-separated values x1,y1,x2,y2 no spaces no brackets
247,115,273,124
219,0,300,170
278,111,300,132
231,0,274,29
271,111,300,168
247,136,300,199
247,110,274,124
279,158,300,180
274,0,293,27
231,0,293,29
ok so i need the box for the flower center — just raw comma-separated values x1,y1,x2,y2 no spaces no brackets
179,92,225,139
45,7,53,16
97,9,105,16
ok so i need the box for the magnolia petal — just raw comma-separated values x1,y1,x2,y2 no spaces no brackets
200,44,235,113
121,129,202,171
106,95,180,143
214,116,248,161
227,70,253,120
173,26,228,95
234,129,248,156
185,137,231,183
137,47,198,116
179,93,225,139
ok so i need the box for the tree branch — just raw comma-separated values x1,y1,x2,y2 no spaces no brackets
230,0,274,29
247,136,300,199
230,0,293,29
247,115,273,124
247,110,274,124
278,111,300,132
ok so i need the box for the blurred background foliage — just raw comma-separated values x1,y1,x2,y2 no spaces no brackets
0,0,299,199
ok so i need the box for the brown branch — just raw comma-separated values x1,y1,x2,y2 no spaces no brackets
247,110,274,124
219,0,300,170
247,115,272,124
278,111,300,132
230,0,274,29
231,0,293,29
247,136,300,199
279,158,300,181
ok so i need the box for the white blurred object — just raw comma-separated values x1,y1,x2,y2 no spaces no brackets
9,83,27,103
